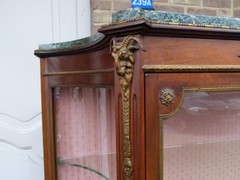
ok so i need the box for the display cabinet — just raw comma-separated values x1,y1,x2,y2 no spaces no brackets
35,8,240,180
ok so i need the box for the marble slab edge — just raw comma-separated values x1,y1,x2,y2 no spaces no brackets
109,8,240,30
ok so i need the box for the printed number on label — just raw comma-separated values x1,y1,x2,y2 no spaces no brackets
132,0,152,6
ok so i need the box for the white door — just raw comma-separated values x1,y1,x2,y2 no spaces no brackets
0,0,90,179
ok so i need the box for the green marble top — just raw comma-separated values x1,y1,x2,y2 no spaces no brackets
112,8,240,29
38,33,104,51
37,8,240,51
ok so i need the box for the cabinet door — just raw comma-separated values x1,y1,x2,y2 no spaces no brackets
53,86,116,180
145,72,240,180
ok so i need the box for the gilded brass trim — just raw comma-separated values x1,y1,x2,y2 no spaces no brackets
147,20,240,30
160,88,176,106
143,65,240,73
160,86,240,119
184,86,240,92
43,68,114,76
110,35,144,180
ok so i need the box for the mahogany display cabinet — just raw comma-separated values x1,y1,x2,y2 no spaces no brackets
35,8,240,180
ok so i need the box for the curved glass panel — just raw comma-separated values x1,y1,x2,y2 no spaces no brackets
163,90,240,180
53,87,116,180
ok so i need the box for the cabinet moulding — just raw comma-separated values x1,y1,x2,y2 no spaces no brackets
143,65,240,73
43,68,114,76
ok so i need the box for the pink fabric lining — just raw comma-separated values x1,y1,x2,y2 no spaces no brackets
54,87,116,180
164,91,240,180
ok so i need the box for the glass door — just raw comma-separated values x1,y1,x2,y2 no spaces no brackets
145,73,240,180
53,86,116,180
163,90,240,180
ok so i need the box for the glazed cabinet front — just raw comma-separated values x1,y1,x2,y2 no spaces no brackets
145,72,240,180
40,49,117,180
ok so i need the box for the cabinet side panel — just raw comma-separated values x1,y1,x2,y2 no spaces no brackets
40,46,115,180
46,48,113,73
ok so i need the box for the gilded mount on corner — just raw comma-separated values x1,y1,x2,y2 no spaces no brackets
110,35,145,180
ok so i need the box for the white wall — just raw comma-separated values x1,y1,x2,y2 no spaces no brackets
52,0,91,42
0,0,90,179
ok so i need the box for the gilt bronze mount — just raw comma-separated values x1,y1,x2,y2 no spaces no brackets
110,35,144,180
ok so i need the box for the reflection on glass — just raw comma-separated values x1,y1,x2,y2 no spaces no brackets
53,87,116,180
163,91,240,180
